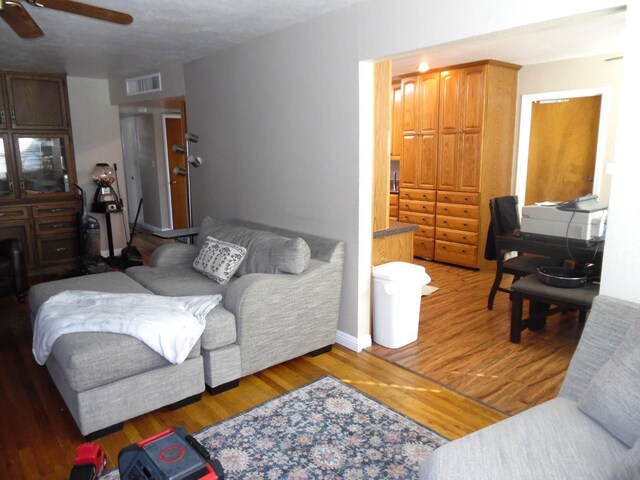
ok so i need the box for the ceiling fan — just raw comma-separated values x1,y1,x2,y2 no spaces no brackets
0,0,132,38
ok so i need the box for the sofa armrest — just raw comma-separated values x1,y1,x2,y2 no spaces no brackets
223,259,342,375
560,295,640,401
150,243,199,268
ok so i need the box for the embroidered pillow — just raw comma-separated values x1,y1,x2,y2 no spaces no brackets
192,236,247,284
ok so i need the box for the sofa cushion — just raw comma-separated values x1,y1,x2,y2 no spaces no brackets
126,265,230,297
613,441,640,480
198,217,311,276
419,397,628,480
578,319,640,447
193,236,246,284
51,332,201,392
201,305,237,351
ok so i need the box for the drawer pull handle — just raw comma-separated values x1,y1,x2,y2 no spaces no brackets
56,247,67,252
48,208,65,213
51,224,65,229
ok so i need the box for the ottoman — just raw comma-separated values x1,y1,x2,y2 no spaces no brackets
29,272,205,439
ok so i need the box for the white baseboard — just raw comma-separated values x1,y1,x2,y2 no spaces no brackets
336,329,372,352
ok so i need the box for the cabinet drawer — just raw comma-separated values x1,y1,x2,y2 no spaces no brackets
436,203,479,219
398,212,435,227
414,237,434,260
435,227,478,246
399,199,435,214
437,191,480,205
415,225,435,239
35,216,78,235
0,206,29,221
436,215,478,233
389,194,399,207
399,188,436,202
37,234,79,265
434,240,478,268
32,203,80,218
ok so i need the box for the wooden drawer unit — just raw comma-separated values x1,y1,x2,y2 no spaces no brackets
436,203,479,219
399,212,435,227
437,191,480,205
35,216,78,235
37,233,79,265
389,193,399,221
400,199,436,214
32,202,80,218
436,215,478,233
415,236,435,260
435,241,478,268
435,227,478,246
0,205,28,221
399,188,436,202
415,225,435,239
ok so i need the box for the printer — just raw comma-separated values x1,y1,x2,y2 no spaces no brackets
520,194,607,242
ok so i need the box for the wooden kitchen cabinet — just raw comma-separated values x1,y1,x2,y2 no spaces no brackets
391,81,403,159
0,71,80,275
0,76,7,130
3,73,69,130
394,60,519,268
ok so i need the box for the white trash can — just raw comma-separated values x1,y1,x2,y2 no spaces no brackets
372,261,431,348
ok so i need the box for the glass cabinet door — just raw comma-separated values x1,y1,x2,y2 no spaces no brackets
0,134,17,199
14,135,72,196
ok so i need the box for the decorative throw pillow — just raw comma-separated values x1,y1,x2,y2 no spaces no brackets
578,319,640,447
192,236,247,285
197,217,311,276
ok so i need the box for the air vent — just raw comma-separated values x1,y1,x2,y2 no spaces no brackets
125,73,162,96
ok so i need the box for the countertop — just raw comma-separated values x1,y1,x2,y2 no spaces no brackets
373,221,418,239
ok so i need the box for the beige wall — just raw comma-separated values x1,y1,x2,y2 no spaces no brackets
67,76,128,254
514,54,624,204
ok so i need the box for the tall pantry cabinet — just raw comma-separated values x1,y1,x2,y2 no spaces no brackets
397,60,519,269
0,72,81,275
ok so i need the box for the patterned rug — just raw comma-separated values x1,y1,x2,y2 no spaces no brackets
102,375,447,479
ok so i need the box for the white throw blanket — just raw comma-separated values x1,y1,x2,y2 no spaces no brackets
32,290,221,365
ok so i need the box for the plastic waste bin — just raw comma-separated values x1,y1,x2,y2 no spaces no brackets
372,261,431,348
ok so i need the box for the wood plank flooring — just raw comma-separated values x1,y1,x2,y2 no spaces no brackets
0,293,504,479
368,259,584,415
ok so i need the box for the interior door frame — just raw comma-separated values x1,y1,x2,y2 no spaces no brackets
162,113,181,230
514,87,610,206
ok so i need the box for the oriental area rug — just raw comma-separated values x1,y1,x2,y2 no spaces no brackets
103,375,447,479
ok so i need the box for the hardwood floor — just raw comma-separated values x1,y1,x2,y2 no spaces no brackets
368,259,584,415
0,297,504,479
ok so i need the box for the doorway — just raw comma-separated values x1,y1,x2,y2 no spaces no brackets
162,114,189,229
515,88,610,205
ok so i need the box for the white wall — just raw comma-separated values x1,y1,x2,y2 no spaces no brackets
183,0,635,347
67,77,128,254
108,63,185,106
600,0,640,302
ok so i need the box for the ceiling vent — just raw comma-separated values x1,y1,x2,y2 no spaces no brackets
125,73,162,96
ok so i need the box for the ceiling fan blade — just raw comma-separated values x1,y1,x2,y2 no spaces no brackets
36,0,133,25
0,1,44,38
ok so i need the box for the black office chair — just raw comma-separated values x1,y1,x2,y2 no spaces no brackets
0,238,29,302
485,196,560,310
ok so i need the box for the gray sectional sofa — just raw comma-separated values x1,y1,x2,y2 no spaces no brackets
420,294,640,479
29,217,344,438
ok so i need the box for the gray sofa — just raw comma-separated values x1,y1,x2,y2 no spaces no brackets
126,217,345,392
419,294,640,479
29,217,344,438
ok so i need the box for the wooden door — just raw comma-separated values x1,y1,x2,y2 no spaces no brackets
401,76,418,132
165,117,189,229
437,70,461,191
416,72,439,190
390,81,403,158
458,67,485,192
0,76,7,130
5,74,68,130
400,133,418,188
0,134,18,200
525,95,601,205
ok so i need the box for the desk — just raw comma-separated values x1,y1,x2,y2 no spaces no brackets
496,231,604,267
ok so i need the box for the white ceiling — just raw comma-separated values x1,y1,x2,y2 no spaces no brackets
0,2,626,80
0,0,368,78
